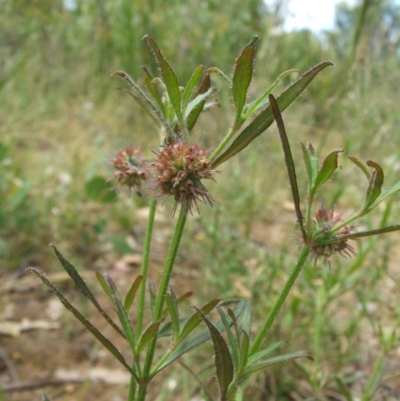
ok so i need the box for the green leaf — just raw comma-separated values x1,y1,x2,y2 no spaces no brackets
194,307,234,400
211,61,333,168
182,65,204,111
165,290,181,344
143,35,183,126
27,268,138,380
124,275,143,312
310,149,343,201
348,155,371,180
95,272,113,303
104,274,136,351
217,307,239,368
154,300,247,374
52,245,125,338
186,72,212,131
370,180,400,209
184,88,216,120
85,176,117,203
178,298,221,342
136,318,165,355
363,160,384,211
42,393,52,401
269,94,306,241
244,69,300,118
237,331,250,376
148,281,157,315
112,70,175,139
301,142,319,190
231,299,251,338
232,36,258,126
243,350,314,378
144,76,166,115
247,341,284,365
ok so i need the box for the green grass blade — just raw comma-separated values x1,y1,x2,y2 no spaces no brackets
211,61,333,168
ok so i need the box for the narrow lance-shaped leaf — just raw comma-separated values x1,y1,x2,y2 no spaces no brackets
212,61,333,168
217,307,239,368
362,160,384,212
178,298,221,342
144,76,166,114
182,65,204,111
154,300,247,374
112,70,175,139
348,155,371,180
143,35,184,127
186,72,212,131
369,180,400,209
52,245,125,339
301,142,319,191
232,35,258,126
124,275,143,312
236,331,250,377
27,268,138,381
243,350,314,378
104,274,136,352
194,307,234,401
269,94,306,241
310,149,343,201
137,318,165,355
165,290,181,345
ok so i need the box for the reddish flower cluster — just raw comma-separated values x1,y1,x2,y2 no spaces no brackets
308,206,356,266
110,146,149,196
149,141,216,214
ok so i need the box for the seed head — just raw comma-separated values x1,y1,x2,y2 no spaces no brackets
110,146,149,196
149,140,217,214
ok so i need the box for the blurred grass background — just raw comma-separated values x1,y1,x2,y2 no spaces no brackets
1,0,400,399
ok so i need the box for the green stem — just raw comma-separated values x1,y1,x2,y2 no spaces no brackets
138,203,189,401
249,246,311,356
136,199,157,338
210,126,236,161
127,375,137,401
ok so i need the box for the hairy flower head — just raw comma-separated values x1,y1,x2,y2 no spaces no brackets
149,140,217,214
307,206,356,266
110,146,149,196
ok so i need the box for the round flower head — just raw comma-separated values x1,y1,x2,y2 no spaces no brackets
110,146,149,196
149,140,217,214
308,205,356,266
